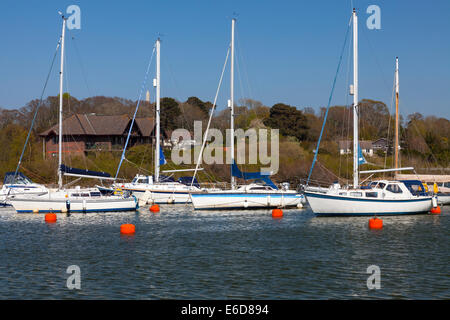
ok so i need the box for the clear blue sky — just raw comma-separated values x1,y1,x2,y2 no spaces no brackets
0,0,449,119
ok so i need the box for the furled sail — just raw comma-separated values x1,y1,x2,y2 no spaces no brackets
60,164,112,178
160,145,167,166
358,143,367,165
231,161,278,190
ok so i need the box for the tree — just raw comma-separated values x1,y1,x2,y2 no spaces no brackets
263,103,309,141
186,96,210,117
160,97,181,131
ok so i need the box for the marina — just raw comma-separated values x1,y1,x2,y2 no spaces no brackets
0,0,448,303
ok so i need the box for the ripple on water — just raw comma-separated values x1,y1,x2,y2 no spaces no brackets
0,205,449,299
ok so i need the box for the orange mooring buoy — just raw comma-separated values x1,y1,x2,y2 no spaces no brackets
430,206,441,214
272,208,283,218
120,224,135,234
45,213,57,223
369,217,383,229
150,204,160,212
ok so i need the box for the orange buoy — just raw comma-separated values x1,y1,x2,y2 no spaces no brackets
45,213,57,223
150,204,160,213
120,224,135,234
430,206,441,214
368,217,383,229
272,208,283,218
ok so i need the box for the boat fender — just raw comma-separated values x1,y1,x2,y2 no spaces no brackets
432,196,438,208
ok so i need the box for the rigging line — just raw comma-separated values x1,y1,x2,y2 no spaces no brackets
68,30,93,97
360,23,391,93
235,27,255,105
235,42,245,108
13,38,61,183
115,45,156,179
62,47,72,178
191,46,231,187
409,117,444,174
339,30,353,178
162,53,182,102
235,27,252,103
306,16,352,185
384,71,396,170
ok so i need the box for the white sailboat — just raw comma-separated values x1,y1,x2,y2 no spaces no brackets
304,9,434,216
10,15,138,213
190,18,303,210
115,38,208,205
0,172,48,206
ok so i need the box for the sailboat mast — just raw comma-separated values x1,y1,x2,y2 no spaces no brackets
230,18,236,189
155,38,161,183
58,16,66,190
394,57,399,169
352,9,359,188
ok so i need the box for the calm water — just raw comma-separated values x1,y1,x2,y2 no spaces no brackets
0,204,448,299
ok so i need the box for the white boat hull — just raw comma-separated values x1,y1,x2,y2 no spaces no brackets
132,189,192,204
191,192,304,210
305,191,433,216
10,195,138,213
437,193,450,205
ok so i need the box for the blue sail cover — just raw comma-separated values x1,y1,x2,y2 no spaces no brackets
231,161,278,190
160,146,167,166
358,144,367,165
178,176,200,188
159,175,175,182
60,164,111,178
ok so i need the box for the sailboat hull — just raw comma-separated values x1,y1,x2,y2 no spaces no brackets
305,191,433,216
437,193,450,205
191,192,303,210
10,196,138,213
131,189,193,204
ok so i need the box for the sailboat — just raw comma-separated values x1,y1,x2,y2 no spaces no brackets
190,18,303,210
303,9,434,216
114,38,208,205
0,172,48,206
10,14,138,213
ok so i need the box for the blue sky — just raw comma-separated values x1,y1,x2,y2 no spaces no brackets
0,0,449,119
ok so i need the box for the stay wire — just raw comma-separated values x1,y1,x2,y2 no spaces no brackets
306,16,352,185
115,45,156,179
12,38,62,183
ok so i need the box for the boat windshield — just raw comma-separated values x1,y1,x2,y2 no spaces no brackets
400,180,428,196
3,172,33,185
132,177,149,184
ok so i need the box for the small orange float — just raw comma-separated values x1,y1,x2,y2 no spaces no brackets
368,217,383,229
120,224,135,234
272,208,283,218
430,206,441,214
45,213,57,223
150,204,160,212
